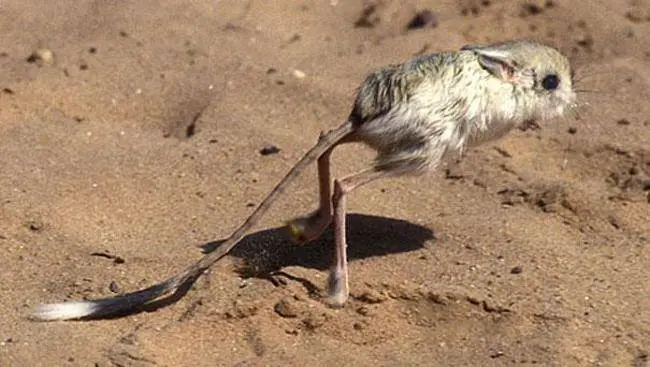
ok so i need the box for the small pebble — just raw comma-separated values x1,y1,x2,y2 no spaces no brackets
490,350,505,359
354,4,379,28
26,48,54,65
608,215,621,229
109,281,121,293
510,266,523,274
407,10,438,30
260,145,280,156
521,3,543,16
27,219,44,232
357,306,371,316
274,298,299,318
292,69,306,79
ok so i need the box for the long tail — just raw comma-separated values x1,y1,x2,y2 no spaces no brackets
30,122,355,321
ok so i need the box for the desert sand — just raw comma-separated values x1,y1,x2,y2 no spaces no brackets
1,1,649,366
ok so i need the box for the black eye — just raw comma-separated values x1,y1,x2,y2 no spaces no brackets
541,74,560,90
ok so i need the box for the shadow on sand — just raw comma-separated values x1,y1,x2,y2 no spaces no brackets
77,213,434,320
200,212,435,275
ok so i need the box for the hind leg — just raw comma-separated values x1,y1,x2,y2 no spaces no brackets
326,168,393,307
285,145,334,243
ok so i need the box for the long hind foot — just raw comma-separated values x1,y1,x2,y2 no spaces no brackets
285,209,331,243
325,265,349,308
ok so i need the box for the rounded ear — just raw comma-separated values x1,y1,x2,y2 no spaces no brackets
476,53,517,81
463,45,520,82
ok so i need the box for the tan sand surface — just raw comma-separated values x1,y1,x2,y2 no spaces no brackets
1,1,648,366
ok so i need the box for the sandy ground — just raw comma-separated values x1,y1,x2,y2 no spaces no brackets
1,1,649,366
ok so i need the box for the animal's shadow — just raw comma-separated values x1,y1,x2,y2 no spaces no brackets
201,213,435,276
80,214,434,320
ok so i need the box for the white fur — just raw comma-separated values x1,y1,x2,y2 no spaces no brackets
30,301,98,321
356,60,523,173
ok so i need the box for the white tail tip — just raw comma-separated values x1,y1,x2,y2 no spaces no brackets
29,301,98,321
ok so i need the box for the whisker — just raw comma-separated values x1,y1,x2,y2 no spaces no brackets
574,89,616,97
573,64,617,79
563,62,639,139
571,66,619,93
